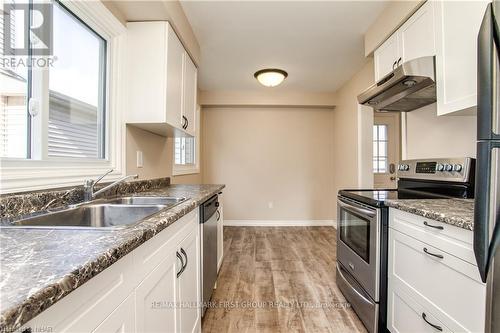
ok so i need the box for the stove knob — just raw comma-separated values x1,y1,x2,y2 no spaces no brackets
436,164,444,171
453,164,463,172
444,164,453,172
404,164,410,171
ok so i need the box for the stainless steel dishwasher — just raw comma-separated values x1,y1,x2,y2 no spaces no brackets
200,194,219,316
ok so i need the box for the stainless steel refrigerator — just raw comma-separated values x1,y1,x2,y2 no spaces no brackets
476,2,500,332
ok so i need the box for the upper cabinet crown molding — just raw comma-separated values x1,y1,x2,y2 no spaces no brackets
125,21,197,137
373,0,489,116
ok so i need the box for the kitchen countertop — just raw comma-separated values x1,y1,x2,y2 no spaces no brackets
0,183,224,332
385,198,474,231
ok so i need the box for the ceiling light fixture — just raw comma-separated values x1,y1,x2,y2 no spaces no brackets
254,68,288,87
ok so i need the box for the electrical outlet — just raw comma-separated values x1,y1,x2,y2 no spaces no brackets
136,151,143,168
268,201,274,209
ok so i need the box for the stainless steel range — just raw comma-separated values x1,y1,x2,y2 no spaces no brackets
337,157,475,333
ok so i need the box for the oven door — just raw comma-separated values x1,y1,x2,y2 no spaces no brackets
337,196,380,301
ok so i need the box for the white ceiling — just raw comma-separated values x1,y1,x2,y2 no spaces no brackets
180,1,387,93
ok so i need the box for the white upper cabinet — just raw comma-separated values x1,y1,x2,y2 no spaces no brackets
373,0,488,115
374,1,435,82
399,1,435,63
182,54,198,137
126,21,198,136
374,33,400,81
434,0,489,115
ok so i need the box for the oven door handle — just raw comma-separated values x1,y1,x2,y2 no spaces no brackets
338,198,376,218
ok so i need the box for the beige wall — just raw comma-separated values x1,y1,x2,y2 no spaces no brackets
201,107,335,221
405,104,477,159
199,90,337,108
332,59,375,210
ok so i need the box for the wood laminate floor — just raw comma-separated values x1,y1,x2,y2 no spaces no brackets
202,227,367,333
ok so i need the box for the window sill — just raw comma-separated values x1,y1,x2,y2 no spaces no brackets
172,165,200,176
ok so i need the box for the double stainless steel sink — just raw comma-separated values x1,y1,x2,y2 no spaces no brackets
2,196,187,230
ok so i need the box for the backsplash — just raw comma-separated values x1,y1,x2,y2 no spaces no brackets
0,177,170,221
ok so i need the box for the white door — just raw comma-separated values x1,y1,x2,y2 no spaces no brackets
374,33,400,81
182,53,197,136
399,1,436,63
135,252,179,333
93,295,135,333
166,25,185,130
177,227,201,333
373,112,400,189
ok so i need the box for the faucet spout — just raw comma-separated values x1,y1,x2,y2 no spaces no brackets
92,174,139,199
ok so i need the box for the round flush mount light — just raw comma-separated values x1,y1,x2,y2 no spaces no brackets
254,68,288,87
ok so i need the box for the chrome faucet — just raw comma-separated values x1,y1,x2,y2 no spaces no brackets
83,169,138,202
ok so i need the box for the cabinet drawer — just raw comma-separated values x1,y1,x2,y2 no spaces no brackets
388,284,451,333
389,229,485,332
133,209,198,283
389,208,475,265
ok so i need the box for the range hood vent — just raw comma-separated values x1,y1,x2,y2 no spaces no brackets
357,56,436,112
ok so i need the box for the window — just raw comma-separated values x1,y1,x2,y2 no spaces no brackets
373,124,388,173
1,1,107,159
174,137,195,165
0,1,126,193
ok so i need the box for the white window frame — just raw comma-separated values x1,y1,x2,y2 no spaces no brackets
0,1,127,193
172,106,200,176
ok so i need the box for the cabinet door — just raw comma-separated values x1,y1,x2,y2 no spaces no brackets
93,294,135,333
182,54,197,136
217,193,224,272
177,226,201,333
434,0,489,115
399,1,436,63
135,251,180,333
166,25,185,130
374,33,400,81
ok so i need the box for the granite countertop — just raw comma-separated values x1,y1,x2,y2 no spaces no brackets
0,183,224,332
385,198,474,231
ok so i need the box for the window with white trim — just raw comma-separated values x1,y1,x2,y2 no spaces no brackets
0,0,126,193
1,1,107,159
373,124,388,173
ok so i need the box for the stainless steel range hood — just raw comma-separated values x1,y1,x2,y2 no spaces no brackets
357,56,436,112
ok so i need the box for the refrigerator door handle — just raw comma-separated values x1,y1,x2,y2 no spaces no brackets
475,143,500,282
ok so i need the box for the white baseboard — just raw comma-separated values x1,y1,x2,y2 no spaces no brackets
224,219,337,228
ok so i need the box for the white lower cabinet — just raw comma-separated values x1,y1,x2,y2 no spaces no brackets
217,191,224,272
23,209,201,333
93,294,135,333
177,227,201,333
388,209,486,333
135,252,178,333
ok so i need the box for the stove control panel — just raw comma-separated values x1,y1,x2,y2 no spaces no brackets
396,158,474,183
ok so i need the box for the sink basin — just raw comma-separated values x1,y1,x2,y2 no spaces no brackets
4,204,166,229
104,196,186,207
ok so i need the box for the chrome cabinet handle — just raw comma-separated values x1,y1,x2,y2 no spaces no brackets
182,116,188,129
392,60,397,70
423,247,444,259
216,210,220,221
423,221,444,230
176,251,185,278
180,248,188,272
397,57,402,66
422,313,443,331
